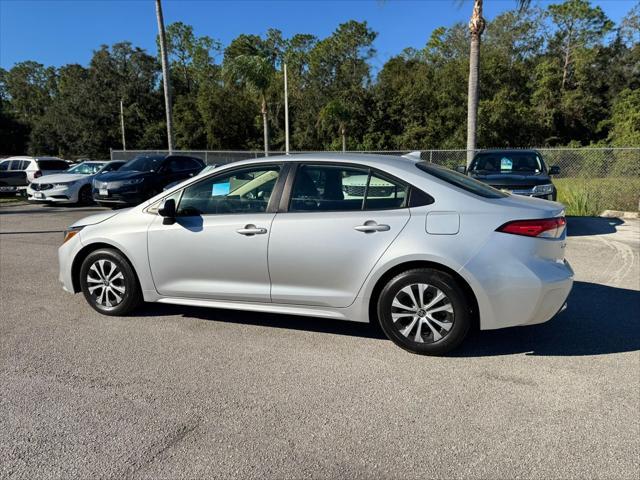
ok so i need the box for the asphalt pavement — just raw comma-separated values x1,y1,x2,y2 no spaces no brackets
1,203,638,479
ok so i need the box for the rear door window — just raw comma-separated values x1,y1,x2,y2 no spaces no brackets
289,164,409,212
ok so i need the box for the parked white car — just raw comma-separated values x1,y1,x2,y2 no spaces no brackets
0,156,70,185
28,160,126,205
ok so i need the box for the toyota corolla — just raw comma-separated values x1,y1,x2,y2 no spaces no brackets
58,153,573,355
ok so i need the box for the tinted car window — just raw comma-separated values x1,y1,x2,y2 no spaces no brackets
119,155,165,172
38,160,69,170
0,161,9,171
363,172,408,210
290,165,408,212
100,162,125,173
168,157,203,172
8,160,27,170
290,165,368,212
416,162,507,199
470,151,544,173
177,165,280,216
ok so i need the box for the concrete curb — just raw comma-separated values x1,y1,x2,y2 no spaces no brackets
600,210,639,219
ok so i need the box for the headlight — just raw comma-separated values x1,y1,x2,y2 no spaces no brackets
62,225,84,244
533,184,554,195
124,178,144,185
54,181,76,188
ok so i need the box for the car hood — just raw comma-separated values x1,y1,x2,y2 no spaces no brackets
469,172,552,187
70,208,131,228
32,173,88,184
97,171,152,182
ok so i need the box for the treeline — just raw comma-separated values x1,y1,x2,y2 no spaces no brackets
0,0,638,158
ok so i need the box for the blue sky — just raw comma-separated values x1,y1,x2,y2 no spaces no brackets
0,0,634,71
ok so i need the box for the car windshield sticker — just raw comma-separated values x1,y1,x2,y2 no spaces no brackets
211,181,230,196
500,157,513,171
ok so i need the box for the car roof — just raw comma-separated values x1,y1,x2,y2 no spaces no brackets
227,152,416,170
474,149,540,155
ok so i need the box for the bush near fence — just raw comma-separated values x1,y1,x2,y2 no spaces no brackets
110,148,640,215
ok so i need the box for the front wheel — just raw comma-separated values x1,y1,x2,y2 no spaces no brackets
79,249,142,316
77,185,93,205
377,268,471,355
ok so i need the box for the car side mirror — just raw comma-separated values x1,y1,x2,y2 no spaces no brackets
456,165,467,174
158,198,176,225
549,165,560,175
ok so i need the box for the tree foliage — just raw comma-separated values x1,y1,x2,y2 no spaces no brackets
1,0,638,158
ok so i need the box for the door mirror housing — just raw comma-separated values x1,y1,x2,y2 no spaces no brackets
158,198,176,224
456,165,467,174
549,165,560,175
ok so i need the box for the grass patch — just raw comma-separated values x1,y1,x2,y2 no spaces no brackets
555,177,640,216
0,195,25,205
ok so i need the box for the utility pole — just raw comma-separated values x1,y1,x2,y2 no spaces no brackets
120,99,126,150
284,63,290,154
155,0,174,153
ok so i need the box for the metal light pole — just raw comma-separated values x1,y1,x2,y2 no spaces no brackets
284,63,290,154
155,0,174,153
120,99,126,150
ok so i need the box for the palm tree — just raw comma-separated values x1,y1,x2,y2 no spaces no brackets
155,0,174,152
224,54,275,156
317,100,352,152
465,0,530,165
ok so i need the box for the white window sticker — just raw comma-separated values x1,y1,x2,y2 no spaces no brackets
500,157,513,171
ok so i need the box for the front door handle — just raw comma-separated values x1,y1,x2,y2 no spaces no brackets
236,224,268,236
354,221,391,233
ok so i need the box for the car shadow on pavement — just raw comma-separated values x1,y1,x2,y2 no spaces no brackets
135,303,387,340
135,281,639,355
453,281,640,357
567,216,623,237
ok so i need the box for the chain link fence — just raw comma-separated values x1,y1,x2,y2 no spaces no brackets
110,148,640,215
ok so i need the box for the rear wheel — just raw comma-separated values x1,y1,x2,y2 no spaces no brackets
79,249,142,316
377,268,471,355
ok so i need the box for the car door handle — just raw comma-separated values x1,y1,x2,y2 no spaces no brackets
354,222,391,233
236,224,268,236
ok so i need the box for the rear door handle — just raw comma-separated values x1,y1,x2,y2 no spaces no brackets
236,224,268,236
354,222,391,233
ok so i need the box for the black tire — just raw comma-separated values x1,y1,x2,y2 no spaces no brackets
79,248,142,316
377,268,471,355
78,185,93,205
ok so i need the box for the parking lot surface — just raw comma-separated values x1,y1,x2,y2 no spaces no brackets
1,203,638,479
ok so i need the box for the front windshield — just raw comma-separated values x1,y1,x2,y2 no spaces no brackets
119,155,165,172
470,152,543,174
67,162,106,175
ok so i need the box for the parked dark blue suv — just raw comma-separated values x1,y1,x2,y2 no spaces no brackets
93,154,205,208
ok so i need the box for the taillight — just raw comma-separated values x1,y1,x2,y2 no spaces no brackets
34,170,42,178
497,217,566,239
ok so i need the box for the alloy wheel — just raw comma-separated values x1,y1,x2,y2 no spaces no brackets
390,283,455,343
86,259,126,308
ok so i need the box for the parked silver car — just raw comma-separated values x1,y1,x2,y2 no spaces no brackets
58,154,573,355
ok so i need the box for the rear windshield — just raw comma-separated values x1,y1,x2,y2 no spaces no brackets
37,160,69,170
416,163,507,199
470,151,544,173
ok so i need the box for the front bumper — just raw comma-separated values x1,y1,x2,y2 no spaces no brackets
93,186,146,206
28,184,78,203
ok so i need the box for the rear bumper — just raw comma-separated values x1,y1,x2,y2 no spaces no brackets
462,238,574,330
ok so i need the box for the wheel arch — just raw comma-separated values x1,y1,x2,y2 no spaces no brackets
71,242,141,293
367,260,480,330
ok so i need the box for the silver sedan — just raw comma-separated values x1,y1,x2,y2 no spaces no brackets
58,153,573,355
